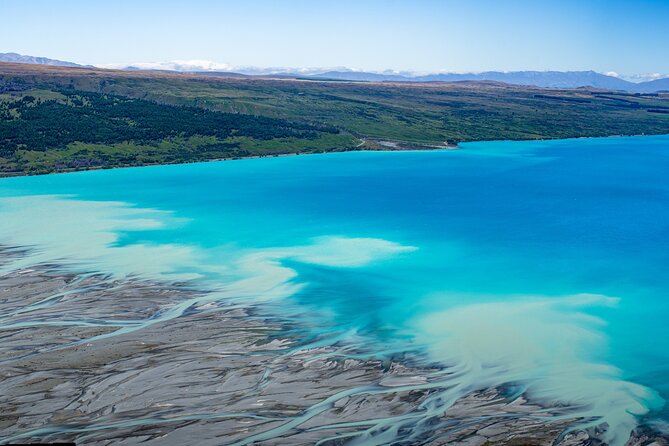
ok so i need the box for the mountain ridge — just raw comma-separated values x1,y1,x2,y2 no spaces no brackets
2,52,668,92
0,52,92,68
308,70,654,91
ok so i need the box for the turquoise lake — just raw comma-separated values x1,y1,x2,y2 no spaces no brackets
1,135,668,444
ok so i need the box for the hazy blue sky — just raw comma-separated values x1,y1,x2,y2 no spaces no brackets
2,0,668,74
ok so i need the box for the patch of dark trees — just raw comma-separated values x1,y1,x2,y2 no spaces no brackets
0,80,29,94
532,94,592,104
0,90,338,157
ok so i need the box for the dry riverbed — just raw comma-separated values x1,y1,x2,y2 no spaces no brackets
0,249,665,445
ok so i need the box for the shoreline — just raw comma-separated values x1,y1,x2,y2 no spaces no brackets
1,247,667,445
1,133,668,180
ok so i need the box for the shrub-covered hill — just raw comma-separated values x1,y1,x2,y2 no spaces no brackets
1,62,669,175
0,88,355,175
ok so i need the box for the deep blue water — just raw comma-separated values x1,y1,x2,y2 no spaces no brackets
1,135,668,444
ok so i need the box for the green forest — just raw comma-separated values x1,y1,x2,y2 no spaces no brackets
0,87,355,174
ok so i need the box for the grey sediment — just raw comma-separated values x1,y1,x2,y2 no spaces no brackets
0,247,666,445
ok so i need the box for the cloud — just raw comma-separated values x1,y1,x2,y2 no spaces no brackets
100,59,235,72
98,60,355,76
618,72,669,83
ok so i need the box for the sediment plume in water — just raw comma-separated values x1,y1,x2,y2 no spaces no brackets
0,247,666,445
0,190,666,445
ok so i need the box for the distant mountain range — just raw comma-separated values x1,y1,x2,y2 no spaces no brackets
0,52,92,68
2,52,668,93
306,70,669,93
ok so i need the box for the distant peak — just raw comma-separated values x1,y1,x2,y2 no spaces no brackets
0,52,88,68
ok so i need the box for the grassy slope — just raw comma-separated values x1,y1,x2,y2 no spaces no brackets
1,63,669,175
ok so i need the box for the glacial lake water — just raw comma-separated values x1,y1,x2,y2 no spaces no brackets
1,135,668,444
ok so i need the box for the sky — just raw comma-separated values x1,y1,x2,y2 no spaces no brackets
2,0,668,76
